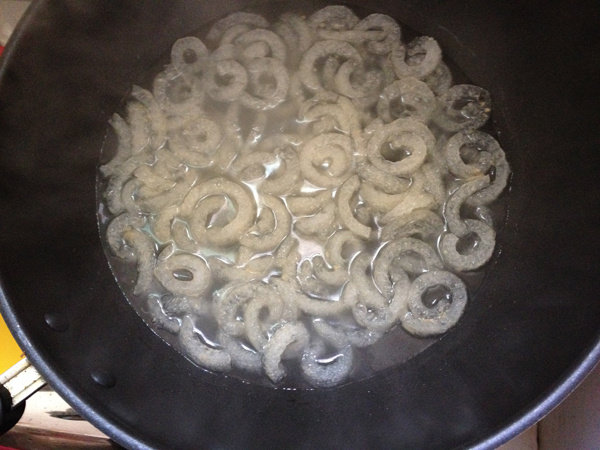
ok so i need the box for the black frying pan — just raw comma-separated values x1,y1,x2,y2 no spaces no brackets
1,1,599,448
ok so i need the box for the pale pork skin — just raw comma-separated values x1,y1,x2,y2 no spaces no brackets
100,5,509,387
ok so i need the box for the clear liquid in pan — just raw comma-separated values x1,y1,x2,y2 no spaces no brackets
96,2,509,388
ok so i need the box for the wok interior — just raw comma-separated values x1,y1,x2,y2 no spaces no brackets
0,1,598,448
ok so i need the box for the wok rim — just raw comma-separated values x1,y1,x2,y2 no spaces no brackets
1,1,599,449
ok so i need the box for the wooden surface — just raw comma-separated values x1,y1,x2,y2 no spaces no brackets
0,390,119,449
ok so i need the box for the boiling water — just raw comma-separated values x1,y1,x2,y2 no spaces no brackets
97,3,509,388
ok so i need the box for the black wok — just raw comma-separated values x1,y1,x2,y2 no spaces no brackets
0,1,599,448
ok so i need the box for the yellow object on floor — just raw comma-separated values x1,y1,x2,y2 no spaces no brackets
0,312,24,373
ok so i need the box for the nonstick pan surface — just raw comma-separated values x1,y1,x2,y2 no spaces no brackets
0,1,599,448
